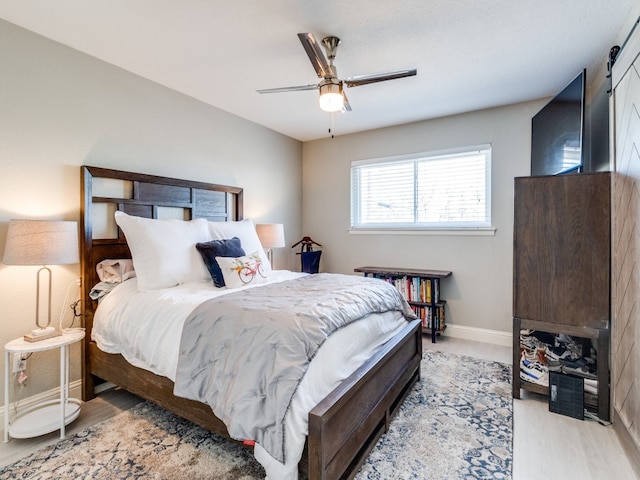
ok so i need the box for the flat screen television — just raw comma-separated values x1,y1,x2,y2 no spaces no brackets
531,69,586,176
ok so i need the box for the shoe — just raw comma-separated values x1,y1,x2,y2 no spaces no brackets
536,348,547,365
529,330,556,346
546,359,562,372
520,356,549,387
557,333,572,344
520,333,546,363
563,363,597,380
545,345,572,361
520,334,542,351
560,357,588,368
584,378,598,395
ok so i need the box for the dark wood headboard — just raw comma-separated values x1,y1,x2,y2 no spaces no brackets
80,165,243,397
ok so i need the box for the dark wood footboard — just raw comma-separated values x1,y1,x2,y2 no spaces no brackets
87,318,421,480
88,342,232,439
308,318,422,480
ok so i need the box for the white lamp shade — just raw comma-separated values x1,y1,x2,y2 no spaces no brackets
3,220,79,266
256,223,285,249
318,83,344,112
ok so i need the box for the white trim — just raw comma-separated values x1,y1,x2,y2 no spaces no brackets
349,227,497,236
444,324,512,347
350,143,493,167
94,381,116,394
350,145,493,230
0,379,82,430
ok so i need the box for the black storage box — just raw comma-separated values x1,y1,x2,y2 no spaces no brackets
549,371,584,420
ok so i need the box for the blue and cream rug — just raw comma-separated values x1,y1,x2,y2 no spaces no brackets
0,352,512,480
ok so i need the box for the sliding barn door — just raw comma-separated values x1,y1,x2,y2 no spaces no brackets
611,22,640,469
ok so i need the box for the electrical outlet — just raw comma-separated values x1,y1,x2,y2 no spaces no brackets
12,354,26,373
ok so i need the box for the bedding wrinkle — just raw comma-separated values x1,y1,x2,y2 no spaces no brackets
173,273,416,464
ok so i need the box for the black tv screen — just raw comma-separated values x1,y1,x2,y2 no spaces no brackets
531,70,585,176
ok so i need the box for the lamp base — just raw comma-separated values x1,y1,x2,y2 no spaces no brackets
24,328,62,342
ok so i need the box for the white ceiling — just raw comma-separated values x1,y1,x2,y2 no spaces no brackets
0,1,637,141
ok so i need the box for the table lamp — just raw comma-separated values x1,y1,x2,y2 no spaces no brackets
256,223,285,268
3,220,79,342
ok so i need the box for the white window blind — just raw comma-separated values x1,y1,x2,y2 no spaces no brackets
351,145,491,229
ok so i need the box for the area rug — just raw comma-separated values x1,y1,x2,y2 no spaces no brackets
0,352,512,480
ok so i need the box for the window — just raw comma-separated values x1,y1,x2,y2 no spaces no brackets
350,145,491,230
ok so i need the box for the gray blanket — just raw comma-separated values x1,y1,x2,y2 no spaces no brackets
173,273,415,463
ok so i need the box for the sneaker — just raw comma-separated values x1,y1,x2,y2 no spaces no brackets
520,334,542,351
560,357,588,369
546,358,562,372
563,363,597,380
584,378,598,395
520,333,546,363
545,345,573,361
520,356,549,387
529,330,556,346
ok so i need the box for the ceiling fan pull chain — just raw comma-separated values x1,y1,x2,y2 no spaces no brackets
329,112,335,139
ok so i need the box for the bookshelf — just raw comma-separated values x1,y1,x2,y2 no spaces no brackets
354,266,452,343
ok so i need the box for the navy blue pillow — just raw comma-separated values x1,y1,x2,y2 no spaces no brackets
196,237,245,287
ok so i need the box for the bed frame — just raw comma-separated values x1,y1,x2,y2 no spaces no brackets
80,165,422,480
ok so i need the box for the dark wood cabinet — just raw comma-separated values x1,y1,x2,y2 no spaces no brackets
513,172,611,421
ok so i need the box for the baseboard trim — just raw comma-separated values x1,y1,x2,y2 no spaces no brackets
94,381,116,394
444,324,512,347
0,379,83,429
614,409,640,478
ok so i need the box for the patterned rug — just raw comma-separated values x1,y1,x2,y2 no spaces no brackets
0,352,512,480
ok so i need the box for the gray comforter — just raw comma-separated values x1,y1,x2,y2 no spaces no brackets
173,273,415,463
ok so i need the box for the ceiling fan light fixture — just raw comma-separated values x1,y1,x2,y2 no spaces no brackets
318,83,343,112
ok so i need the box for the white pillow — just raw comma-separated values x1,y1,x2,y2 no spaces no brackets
216,251,268,289
114,211,210,291
208,219,272,271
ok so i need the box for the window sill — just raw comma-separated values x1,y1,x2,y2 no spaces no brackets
348,227,497,237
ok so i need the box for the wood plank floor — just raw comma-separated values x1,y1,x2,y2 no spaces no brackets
1,336,638,479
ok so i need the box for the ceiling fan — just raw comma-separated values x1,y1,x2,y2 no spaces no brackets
257,33,417,113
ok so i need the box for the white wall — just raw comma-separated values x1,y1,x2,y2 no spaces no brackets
302,101,546,335
0,20,302,401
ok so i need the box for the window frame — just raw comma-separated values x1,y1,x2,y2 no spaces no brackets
350,144,493,234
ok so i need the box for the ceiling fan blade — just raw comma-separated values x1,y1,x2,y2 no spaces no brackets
344,68,417,88
342,91,352,112
297,33,335,79
256,84,318,94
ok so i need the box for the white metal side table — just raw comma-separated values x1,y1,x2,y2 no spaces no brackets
4,329,85,442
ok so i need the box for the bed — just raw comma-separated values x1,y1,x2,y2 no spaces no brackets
80,165,422,480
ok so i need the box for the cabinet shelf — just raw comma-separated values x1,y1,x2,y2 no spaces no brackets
355,266,451,343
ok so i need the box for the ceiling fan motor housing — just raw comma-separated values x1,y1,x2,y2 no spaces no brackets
321,36,341,62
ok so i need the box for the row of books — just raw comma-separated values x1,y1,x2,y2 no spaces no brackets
411,304,445,330
378,275,440,304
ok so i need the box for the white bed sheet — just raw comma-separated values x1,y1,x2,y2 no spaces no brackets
92,271,407,480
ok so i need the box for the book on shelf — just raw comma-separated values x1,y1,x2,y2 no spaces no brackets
411,304,445,331
385,275,436,304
